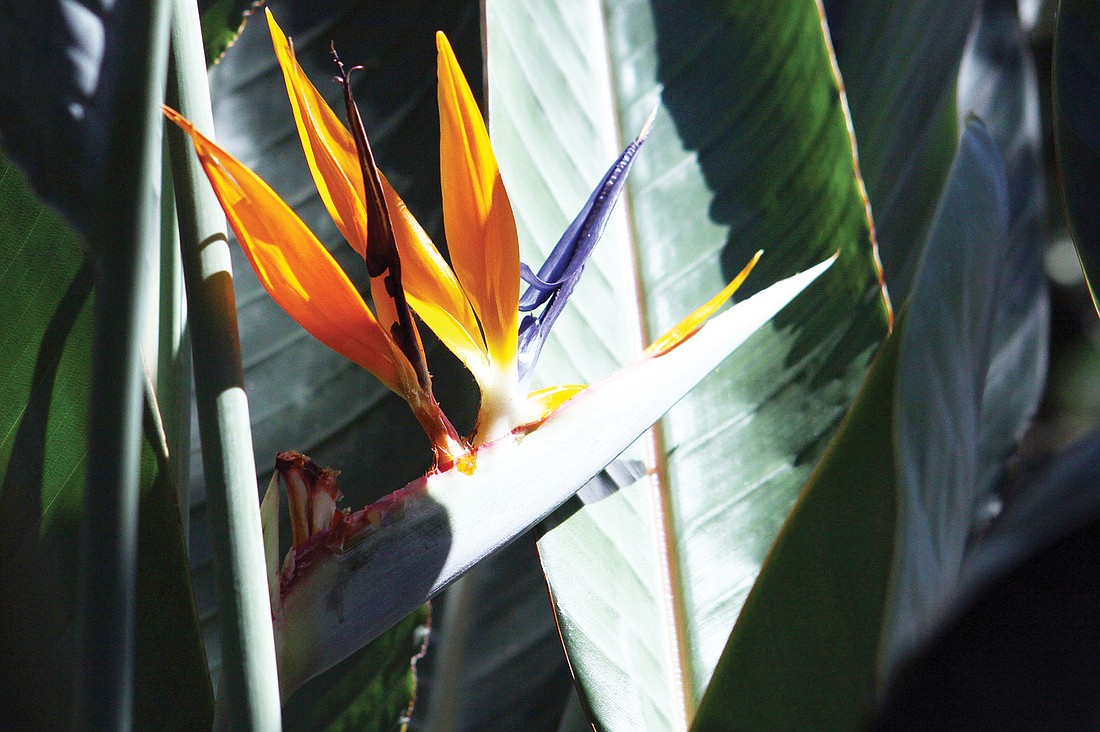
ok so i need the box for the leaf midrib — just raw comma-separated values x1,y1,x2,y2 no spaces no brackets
590,0,695,726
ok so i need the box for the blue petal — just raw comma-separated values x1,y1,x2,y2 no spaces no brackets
516,114,654,381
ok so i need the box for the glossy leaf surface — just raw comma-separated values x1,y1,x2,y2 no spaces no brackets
825,0,978,305
696,119,1041,729
693,310,902,732
485,1,890,728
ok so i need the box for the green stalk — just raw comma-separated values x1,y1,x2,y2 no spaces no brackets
165,0,282,727
76,0,173,729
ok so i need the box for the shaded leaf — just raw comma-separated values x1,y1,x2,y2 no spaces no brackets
283,604,430,732
486,1,890,729
696,119,1038,729
1053,0,1100,313
958,0,1050,502
876,427,1100,730
0,154,212,729
884,120,1010,673
825,0,978,305
199,0,264,66
412,537,575,732
693,310,902,732
0,1,169,233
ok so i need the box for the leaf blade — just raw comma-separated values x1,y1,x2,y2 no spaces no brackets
486,1,890,727
0,153,213,730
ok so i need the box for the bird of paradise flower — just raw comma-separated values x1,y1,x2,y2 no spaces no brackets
165,9,761,473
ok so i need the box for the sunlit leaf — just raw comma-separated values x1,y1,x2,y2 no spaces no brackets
695,119,1038,729
485,1,890,728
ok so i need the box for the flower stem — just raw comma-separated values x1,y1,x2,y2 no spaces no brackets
77,0,172,728
166,0,282,727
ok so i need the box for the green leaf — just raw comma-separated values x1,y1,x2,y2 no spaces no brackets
884,119,1010,672
877,428,1100,728
283,605,430,731
199,0,263,66
273,259,834,699
958,0,1049,501
1053,0,1100,314
692,307,902,732
0,154,212,729
694,119,1034,729
414,537,577,732
825,0,978,306
485,1,889,728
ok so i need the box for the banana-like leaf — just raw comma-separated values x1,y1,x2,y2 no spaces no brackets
883,121,1011,671
282,604,430,731
824,0,978,305
485,1,890,728
877,426,1100,728
958,0,1049,502
0,154,212,728
695,119,1034,729
412,536,577,732
273,259,834,699
693,302,903,732
1054,0,1100,314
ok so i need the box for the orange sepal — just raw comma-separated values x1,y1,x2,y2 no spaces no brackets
436,31,520,370
163,105,404,394
385,187,488,371
267,9,369,258
269,11,487,375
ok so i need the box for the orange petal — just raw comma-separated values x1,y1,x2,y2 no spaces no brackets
525,384,587,422
385,188,488,371
270,11,487,375
267,9,370,258
163,106,404,393
643,250,764,357
436,31,520,370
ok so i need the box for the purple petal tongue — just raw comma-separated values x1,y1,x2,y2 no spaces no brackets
516,113,654,380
